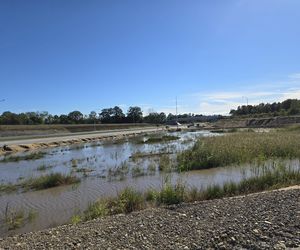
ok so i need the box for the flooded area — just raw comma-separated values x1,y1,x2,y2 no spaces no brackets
0,130,299,237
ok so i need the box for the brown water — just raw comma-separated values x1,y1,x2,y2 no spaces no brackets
0,130,298,237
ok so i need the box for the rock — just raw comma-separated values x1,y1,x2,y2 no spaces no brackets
260,242,270,248
3,145,13,151
0,188,299,249
274,242,286,250
263,220,272,225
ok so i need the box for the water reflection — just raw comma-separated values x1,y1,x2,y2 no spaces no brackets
0,130,298,237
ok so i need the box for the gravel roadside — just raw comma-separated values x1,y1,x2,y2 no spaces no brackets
0,188,299,250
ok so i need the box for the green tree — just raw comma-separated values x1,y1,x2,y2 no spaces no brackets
99,108,113,123
127,106,143,123
144,112,166,124
112,106,125,123
59,114,70,124
0,111,20,125
68,111,83,124
26,112,43,124
89,111,97,121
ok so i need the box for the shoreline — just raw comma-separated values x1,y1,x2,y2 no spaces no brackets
0,186,299,249
0,127,165,156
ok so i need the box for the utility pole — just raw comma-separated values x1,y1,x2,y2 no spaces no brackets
176,96,178,129
242,96,248,106
176,96,178,119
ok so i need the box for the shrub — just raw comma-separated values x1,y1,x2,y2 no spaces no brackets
117,187,144,213
157,182,185,205
83,201,109,220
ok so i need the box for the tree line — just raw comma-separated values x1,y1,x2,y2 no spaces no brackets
230,99,300,116
6,99,298,125
0,106,175,125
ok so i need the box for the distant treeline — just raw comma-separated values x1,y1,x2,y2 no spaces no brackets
230,99,300,117
0,106,203,125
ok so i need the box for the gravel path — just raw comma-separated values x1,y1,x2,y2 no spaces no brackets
0,188,299,249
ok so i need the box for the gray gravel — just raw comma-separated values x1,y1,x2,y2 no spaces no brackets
0,188,299,249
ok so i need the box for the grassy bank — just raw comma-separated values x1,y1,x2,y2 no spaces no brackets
0,123,155,138
0,173,80,193
197,165,300,200
73,162,300,223
177,131,300,171
0,184,17,193
22,173,80,191
0,152,46,163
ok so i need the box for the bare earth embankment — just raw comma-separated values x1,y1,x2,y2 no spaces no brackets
0,126,163,156
0,187,299,250
0,124,154,137
212,115,300,129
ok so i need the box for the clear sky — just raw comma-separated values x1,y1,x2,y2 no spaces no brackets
1,0,300,115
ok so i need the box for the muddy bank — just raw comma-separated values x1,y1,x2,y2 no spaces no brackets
0,187,299,249
0,127,164,156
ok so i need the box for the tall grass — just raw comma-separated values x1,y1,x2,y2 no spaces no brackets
284,125,300,132
177,131,300,171
0,173,80,193
76,162,300,223
22,173,80,190
3,203,37,230
156,181,185,205
199,165,300,200
82,187,144,221
0,152,46,163
0,183,17,193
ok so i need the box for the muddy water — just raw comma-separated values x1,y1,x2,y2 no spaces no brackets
0,130,297,237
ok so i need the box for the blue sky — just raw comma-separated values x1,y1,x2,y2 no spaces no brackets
1,0,300,115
